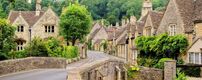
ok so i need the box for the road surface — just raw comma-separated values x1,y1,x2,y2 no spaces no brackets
0,51,124,80
0,69,67,80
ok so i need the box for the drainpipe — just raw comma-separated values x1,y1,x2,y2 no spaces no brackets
29,27,32,42
29,27,32,56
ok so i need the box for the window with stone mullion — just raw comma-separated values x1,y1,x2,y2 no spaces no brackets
45,25,54,33
17,25,24,32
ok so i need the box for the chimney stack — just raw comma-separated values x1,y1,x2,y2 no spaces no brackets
35,0,41,16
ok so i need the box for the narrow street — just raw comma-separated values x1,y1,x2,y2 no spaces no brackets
0,51,124,80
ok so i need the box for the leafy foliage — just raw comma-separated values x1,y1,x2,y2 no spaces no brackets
176,69,187,80
59,3,92,45
137,57,158,67
13,0,32,11
0,0,168,24
25,37,49,57
0,19,16,60
23,37,78,59
100,40,108,51
127,65,140,79
8,50,27,59
180,67,201,77
154,58,172,69
135,33,188,59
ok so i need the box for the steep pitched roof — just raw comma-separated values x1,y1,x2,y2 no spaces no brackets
175,0,195,33
94,39,104,44
117,33,127,45
187,36,202,51
136,13,148,35
89,28,101,40
136,22,144,35
149,11,163,29
194,0,202,22
8,11,45,26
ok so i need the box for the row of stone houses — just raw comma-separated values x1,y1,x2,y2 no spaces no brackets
8,0,59,51
88,0,202,65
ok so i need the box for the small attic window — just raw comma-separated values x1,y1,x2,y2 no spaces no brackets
169,24,176,36
17,25,24,32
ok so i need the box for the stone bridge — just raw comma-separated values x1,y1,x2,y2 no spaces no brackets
67,51,127,80
0,51,127,80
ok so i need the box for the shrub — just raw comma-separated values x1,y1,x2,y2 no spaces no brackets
154,58,172,69
8,50,27,59
25,37,48,57
65,46,78,58
180,67,201,77
176,69,187,80
45,37,79,59
5,37,79,59
45,37,63,57
137,57,158,67
127,66,140,79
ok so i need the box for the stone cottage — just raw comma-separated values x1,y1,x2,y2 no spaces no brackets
87,22,109,51
142,11,163,36
186,37,202,64
156,0,202,65
157,0,194,43
8,0,59,51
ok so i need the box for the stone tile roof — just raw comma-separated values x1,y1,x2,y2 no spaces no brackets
88,28,101,40
117,33,127,45
175,0,195,33
149,11,163,29
136,22,144,35
8,11,45,27
136,13,148,35
107,27,127,41
194,0,202,22
94,39,104,44
187,36,202,50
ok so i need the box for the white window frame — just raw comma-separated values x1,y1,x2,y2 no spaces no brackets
188,52,202,64
169,24,176,36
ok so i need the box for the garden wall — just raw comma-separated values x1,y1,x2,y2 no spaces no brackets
132,67,163,80
0,57,80,76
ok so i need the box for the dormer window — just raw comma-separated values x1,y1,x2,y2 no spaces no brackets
45,25,55,33
169,24,176,36
17,25,24,32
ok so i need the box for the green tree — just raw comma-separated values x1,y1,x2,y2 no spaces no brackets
59,3,92,45
13,0,32,11
0,19,16,60
152,0,169,10
0,6,6,18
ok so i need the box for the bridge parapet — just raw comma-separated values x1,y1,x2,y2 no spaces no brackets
0,57,81,76
67,57,127,80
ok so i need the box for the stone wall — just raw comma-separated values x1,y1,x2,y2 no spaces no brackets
67,59,126,80
0,57,68,76
131,67,163,80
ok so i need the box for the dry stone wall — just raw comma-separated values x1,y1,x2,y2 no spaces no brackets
131,67,163,80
